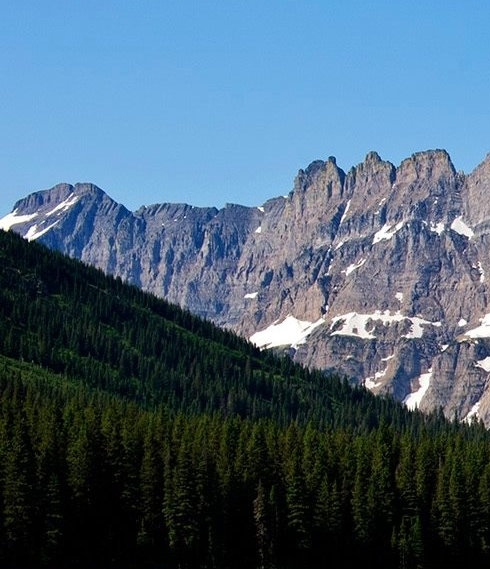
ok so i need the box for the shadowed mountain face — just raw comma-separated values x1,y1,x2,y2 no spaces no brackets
4,149,490,424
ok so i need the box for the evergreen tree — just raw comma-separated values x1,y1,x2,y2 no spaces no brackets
2,411,37,567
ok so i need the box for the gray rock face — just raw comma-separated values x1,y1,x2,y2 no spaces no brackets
4,150,490,424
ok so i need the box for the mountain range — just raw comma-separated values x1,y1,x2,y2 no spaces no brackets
3,148,490,424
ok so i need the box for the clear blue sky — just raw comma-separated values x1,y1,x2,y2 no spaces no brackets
1,0,489,216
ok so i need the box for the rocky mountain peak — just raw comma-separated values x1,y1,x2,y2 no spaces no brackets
294,157,346,196
465,154,490,227
12,182,74,213
11,182,111,216
303,159,326,178
397,149,456,183
344,152,395,200
72,182,105,194
365,150,382,163
474,152,490,173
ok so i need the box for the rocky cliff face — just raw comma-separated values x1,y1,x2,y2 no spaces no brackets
4,149,490,424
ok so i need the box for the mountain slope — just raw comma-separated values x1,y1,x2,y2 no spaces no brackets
4,149,490,423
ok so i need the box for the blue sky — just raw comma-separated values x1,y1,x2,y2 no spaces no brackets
1,1,489,216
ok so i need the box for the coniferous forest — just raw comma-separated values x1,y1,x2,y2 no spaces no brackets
2,228,490,568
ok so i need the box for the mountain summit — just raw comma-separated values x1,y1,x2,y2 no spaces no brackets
3,150,490,424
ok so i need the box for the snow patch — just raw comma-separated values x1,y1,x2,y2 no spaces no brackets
404,369,432,410
373,221,404,244
458,318,467,327
329,310,439,340
381,354,395,362
464,401,481,424
451,216,474,238
0,206,63,241
257,206,265,213
0,210,38,231
45,193,80,216
334,240,344,250
330,312,377,339
255,226,262,234
477,262,485,283
395,292,403,303
429,222,445,235
24,220,60,241
463,315,490,338
476,357,490,372
406,318,440,339
244,292,258,299
441,344,449,352
340,199,351,224
364,368,387,390
375,197,387,213
343,258,366,276
250,316,325,349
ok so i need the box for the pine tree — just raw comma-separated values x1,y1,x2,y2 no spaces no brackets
2,412,37,566
137,421,166,563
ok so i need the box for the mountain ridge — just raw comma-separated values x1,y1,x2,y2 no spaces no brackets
4,149,490,424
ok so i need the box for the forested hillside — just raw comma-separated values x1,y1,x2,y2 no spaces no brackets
1,228,490,569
